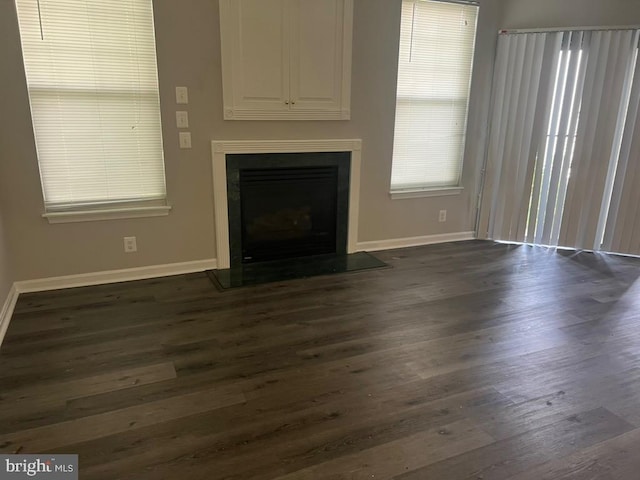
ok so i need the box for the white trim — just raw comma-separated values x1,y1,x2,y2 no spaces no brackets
43,205,172,224
223,110,349,121
499,26,640,35
390,187,464,200
0,284,19,348
356,231,476,252
432,0,479,6
340,0,353,120
212,139,362,153
14,259,217,294
211,139,362,269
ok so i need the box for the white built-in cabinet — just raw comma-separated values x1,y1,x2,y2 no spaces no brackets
219,0,353,120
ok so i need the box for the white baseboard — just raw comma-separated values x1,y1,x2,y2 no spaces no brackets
1,234,473,345
356,231,476,252
14,259,218,294
0,284,19,347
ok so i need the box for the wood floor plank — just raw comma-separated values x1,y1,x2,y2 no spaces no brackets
77,388,505,480
0,384,245,453
0,361,176,415
272,418,495,480
504,427,640,480
470,365,639,441
396,408,633,480
2,241,640,478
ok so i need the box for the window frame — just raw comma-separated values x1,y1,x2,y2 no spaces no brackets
14,0,169,223
390,0,479,198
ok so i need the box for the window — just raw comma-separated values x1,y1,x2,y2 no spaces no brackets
15,0,167,215
391,0,478,193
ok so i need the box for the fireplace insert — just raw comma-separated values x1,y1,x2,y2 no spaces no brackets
226,152,351,267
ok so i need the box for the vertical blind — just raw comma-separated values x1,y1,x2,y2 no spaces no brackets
479,32,562,244
559,30,638,250
391,0,478,191
480,28,640,256
15,0,166,210
602,40,640,254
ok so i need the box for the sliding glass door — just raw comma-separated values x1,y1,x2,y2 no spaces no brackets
479,28,640,256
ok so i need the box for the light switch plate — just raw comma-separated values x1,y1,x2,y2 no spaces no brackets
176,111,189,128
179,132,192,149
175,86,189,104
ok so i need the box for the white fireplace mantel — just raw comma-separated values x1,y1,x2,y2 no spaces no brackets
211,139,362,269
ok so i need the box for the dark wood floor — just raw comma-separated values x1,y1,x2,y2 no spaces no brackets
2,240,640,479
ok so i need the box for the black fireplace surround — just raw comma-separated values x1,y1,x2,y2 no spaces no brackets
226,152,351,268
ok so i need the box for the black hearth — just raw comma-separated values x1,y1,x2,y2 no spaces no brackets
226,152,350,267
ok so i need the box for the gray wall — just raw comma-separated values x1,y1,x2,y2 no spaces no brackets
501,0,640,29
0,45,14,303
0,197,14,308
0,0,500,282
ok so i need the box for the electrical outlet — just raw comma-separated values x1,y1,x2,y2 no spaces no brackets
124,236,137,253
439,210,447,223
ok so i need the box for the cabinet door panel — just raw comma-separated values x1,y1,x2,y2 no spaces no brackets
220,0,352,120
290,0,346,113
221,0,289,116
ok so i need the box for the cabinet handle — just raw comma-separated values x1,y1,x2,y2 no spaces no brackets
291,101,296,105
285,101,289,105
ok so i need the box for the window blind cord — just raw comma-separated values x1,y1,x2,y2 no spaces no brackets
36,0,43,40
409,2,416,63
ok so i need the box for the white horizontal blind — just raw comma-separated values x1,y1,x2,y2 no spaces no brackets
15,0,166,210
391,0,478,191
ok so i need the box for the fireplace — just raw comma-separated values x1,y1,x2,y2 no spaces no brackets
209,139,387,288
226,152,350,267
212,139,361,270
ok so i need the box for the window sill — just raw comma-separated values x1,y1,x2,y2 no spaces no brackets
390,187,464,200
43,205,172,224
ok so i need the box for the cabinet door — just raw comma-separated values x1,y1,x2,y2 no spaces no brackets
289,0,352,119
220,0,290,119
